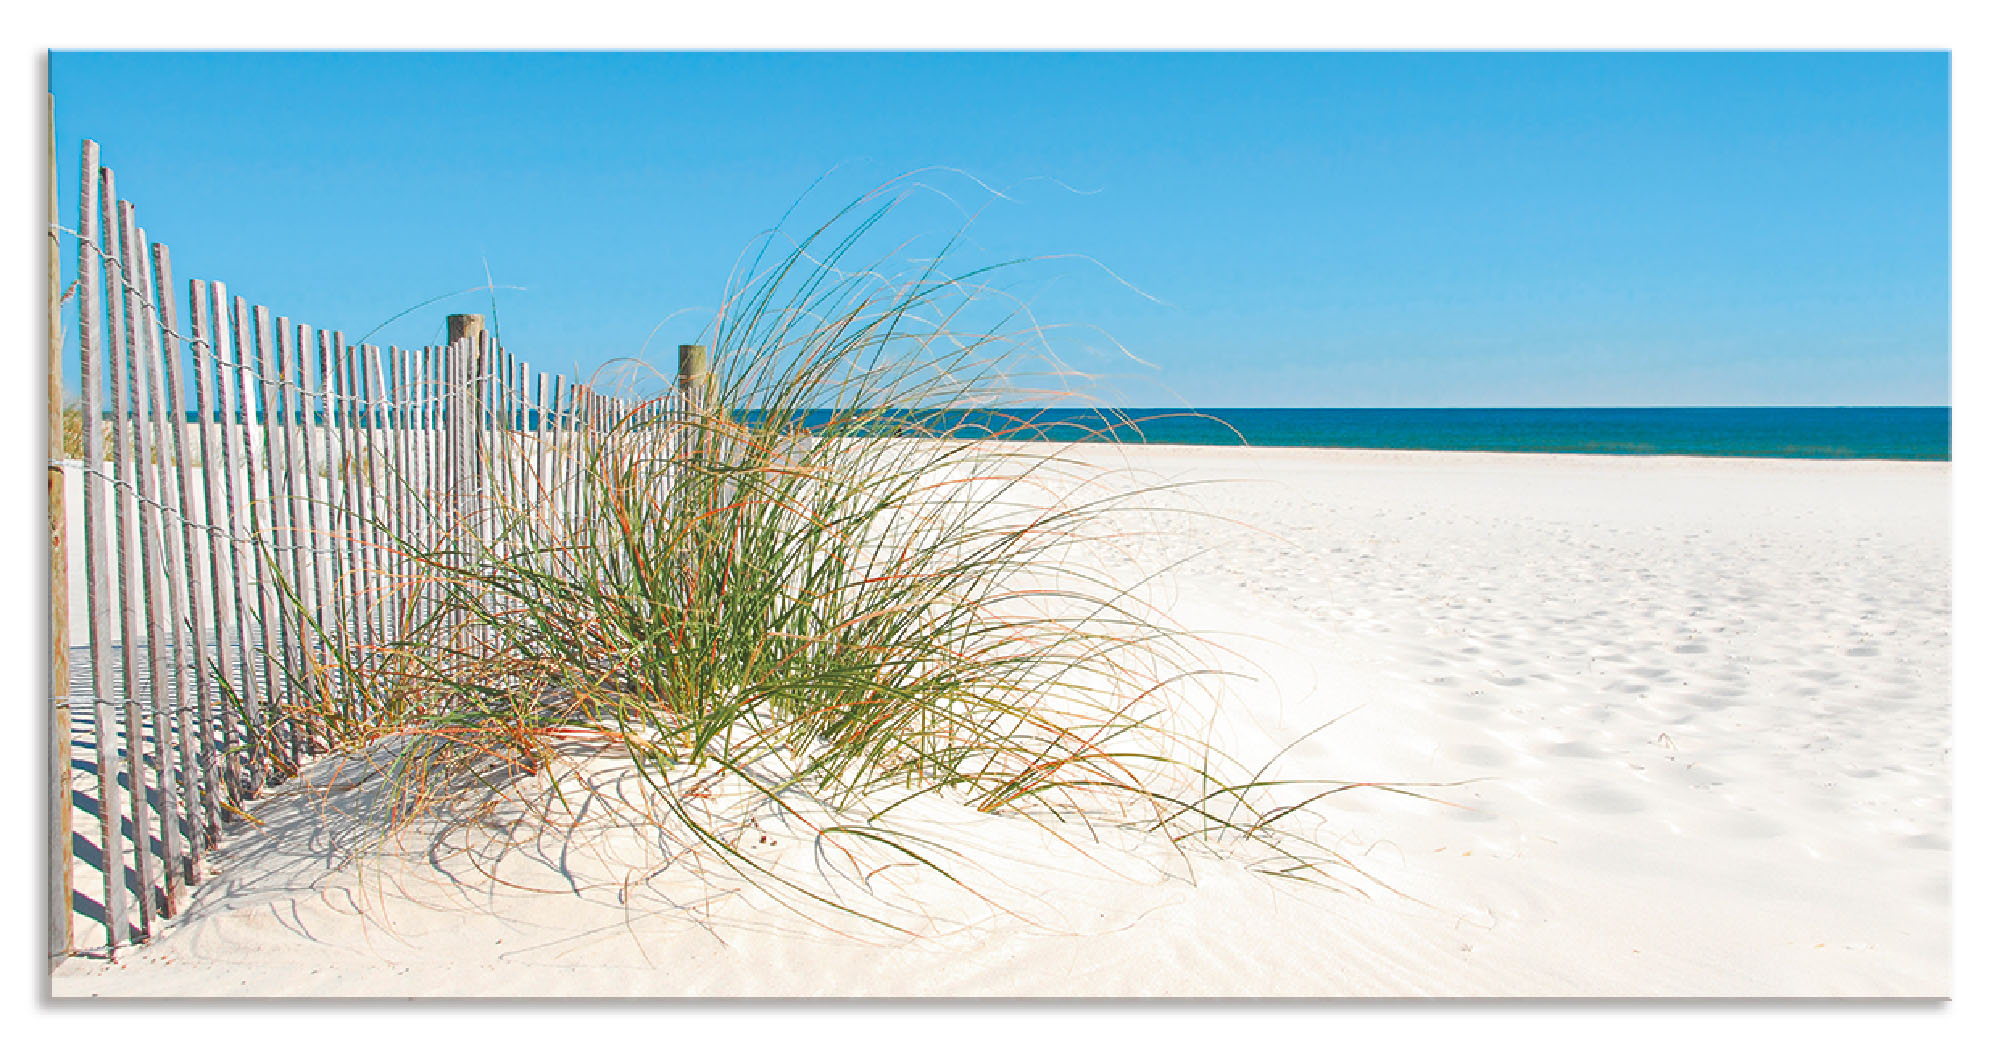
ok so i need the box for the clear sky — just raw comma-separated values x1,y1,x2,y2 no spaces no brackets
49,51,1949,407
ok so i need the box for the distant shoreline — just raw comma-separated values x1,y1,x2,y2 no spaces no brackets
894,405,1954,462
85,405,1951,462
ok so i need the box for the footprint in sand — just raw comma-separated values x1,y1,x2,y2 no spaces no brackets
1563,785,1647,815
1702,810,1787,839
1443,743,1512,768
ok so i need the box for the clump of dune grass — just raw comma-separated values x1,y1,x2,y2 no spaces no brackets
284,178,1386,933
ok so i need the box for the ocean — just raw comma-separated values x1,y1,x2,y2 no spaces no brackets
947,406,1951,461
165,405,1951,462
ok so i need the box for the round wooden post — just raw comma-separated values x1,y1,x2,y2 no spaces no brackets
677,344,709,412
678,344,711,468
48,91,75,968
676,342,708,420
445,313,485,522
446,312,485,349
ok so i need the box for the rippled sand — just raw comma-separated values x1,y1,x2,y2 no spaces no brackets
52,447,1950,996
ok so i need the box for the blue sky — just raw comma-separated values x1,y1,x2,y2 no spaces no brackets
49,51,1949,407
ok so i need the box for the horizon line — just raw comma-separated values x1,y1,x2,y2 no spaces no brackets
1033,403,1953,411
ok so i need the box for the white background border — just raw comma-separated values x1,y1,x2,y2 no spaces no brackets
7,3,1988,1042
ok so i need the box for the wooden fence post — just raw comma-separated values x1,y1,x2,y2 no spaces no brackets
445,313,484,509
678,344,709,472
48,91,74,968
443,315,484,647
677,344,709,414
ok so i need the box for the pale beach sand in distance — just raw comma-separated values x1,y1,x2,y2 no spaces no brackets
49,445,1950,997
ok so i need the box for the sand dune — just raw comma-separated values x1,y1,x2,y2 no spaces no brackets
50,446,1950,996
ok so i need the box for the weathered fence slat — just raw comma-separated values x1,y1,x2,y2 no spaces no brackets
402,347,422,634
76,140,131,956
191,282,246,809
408,345,428,633
270,316,312,764
566,382,585,534
384,347,407,642
491,346,510,549
350,344,374,653
155,246,222,854
333,333,372,682
562,376,581,531
297,324,334,733
230,297,279,783
315,329,354,721
289,324,321,755
105,179,162,942
434,341,450,628
400,346,420,634
148,235,200,900
253,303,296,769
210,284,263,796
129,221,186,915
533,372,552,522
277,319,315,755
509,358,522,532
362,345,393,652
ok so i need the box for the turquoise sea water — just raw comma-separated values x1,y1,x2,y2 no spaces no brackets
949,406,1950,461
175,405,1951,462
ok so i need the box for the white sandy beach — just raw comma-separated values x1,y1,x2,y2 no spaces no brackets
48,445,1951,997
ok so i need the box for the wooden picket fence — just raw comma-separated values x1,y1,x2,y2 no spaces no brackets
48,130,708,963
